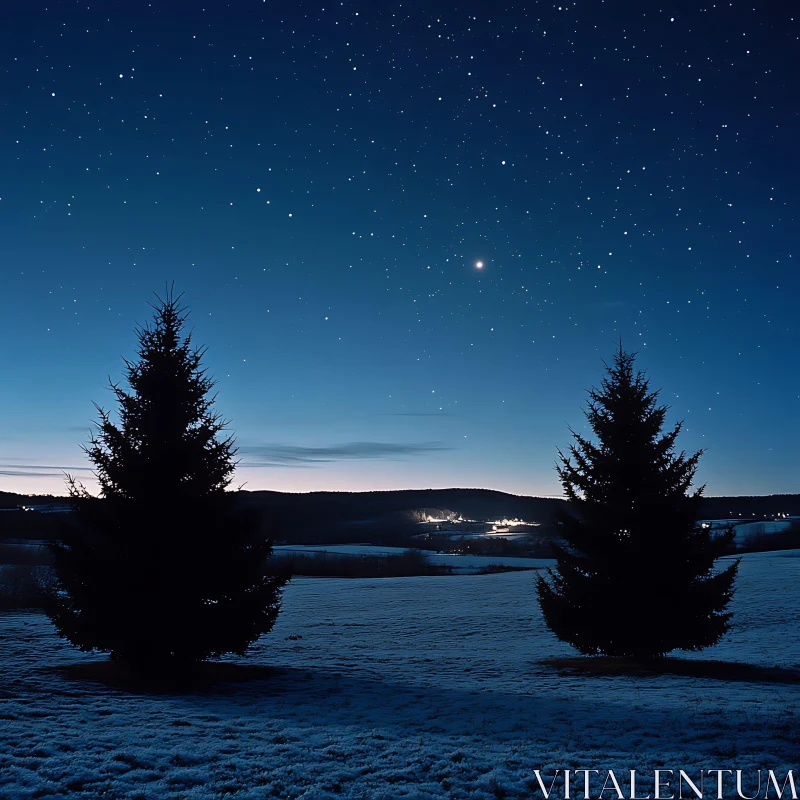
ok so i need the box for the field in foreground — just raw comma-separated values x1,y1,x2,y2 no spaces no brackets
1,552,798,799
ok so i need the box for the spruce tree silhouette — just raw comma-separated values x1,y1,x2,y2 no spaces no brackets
48,286,289,671
536,344,739,659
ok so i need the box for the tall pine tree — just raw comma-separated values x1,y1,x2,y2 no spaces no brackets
48,287,289,670
536,345,738,659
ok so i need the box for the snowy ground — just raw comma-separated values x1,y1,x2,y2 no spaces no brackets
1,552,799,799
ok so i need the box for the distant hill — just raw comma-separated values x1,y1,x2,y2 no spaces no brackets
236,487,568,523
0,491,71,509
1,488,798,544
695,494,800,520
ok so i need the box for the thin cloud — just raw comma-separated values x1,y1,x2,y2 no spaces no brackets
0,470,66,478
0,463,92,478
238,441,453,467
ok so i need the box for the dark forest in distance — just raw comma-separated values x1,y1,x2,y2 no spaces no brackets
2,488,798,544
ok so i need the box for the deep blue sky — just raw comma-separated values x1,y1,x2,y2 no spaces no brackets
1,1,797,497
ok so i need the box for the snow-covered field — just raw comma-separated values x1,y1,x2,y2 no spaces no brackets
1,551,798,799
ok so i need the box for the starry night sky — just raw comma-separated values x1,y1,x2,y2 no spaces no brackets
1,1,797,498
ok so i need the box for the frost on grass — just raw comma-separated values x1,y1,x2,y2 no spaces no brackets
0,551,798,799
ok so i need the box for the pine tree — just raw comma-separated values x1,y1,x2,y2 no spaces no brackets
48,286,289,670
536,344,738,659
